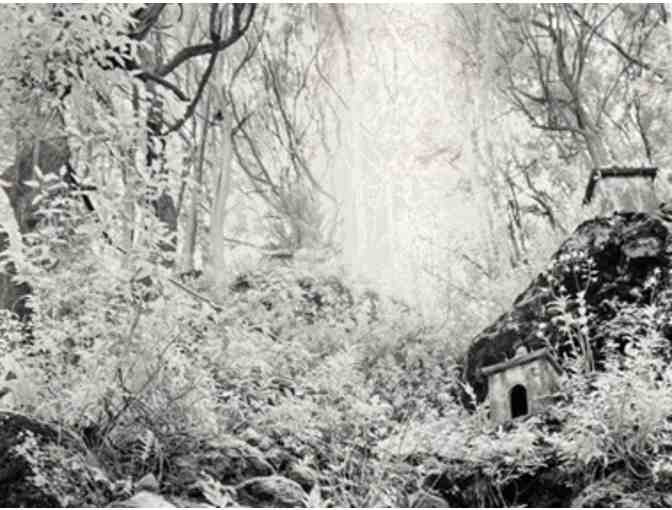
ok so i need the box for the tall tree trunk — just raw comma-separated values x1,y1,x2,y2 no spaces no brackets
208,98,233,290
0,107,70,319
479,6,506,274
464,6,500,279
182,92,211,274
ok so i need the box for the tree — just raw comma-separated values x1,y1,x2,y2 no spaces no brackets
169,4,338,292
493,5,669,211
226,5,339,258
0,4,256,318
444,4,672,276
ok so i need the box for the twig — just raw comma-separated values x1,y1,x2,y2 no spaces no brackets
103,333,182,438
166,276,223,313
461,253,493,280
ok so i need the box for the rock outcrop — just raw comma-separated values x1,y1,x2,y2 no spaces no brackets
462,210,672,403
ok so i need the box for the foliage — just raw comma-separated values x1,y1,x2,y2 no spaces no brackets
553,298,672,484
6,3,672,508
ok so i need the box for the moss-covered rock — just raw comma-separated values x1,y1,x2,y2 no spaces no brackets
164,435,274,495
571,472,670,507
0,411,112,507
462,211,672,404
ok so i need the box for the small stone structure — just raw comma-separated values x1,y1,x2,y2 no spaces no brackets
481,345,562,423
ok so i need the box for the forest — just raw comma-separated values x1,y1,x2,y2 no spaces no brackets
2,3,672,507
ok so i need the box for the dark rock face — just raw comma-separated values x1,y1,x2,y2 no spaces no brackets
462,211,672,403
0,411,110,507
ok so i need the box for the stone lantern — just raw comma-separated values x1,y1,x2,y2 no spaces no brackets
481,345,562,423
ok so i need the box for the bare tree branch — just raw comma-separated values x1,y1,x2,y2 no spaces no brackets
137,71,188,101
568,5,665,80
162,47,218,135
155,4,256,77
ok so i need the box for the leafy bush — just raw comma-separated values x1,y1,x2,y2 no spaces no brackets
552,300,672,485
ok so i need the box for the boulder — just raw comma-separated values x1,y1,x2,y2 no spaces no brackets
409,490,451,507
462,211,672,403
0,410,112,507
285,462,318,491
235,475,307,507
169,496,216,508
166,435,274,494
135,473,160,492
109,490,175,508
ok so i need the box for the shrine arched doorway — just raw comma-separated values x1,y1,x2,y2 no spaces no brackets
510,384,528,418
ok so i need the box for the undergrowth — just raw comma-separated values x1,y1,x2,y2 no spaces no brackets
4,212,672,507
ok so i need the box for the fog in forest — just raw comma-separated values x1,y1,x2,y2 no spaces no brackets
4,5,672,508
